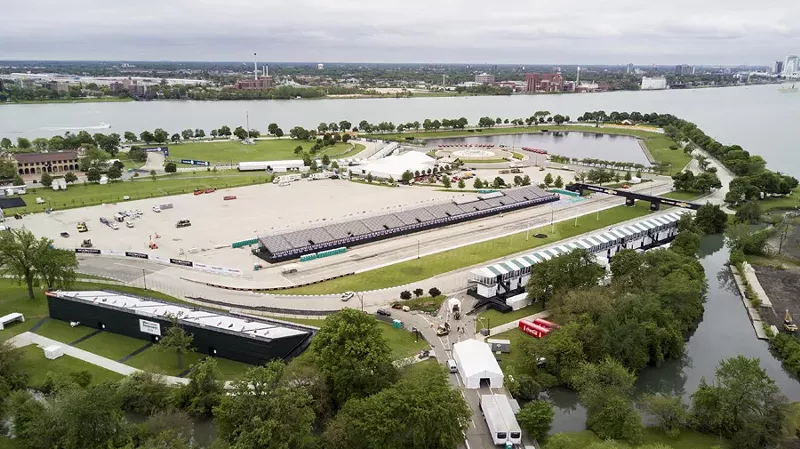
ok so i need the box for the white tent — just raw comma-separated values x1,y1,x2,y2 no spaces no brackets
355,152,436,180
453,339,504,389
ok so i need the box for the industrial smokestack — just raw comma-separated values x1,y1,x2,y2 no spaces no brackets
576,66,580,85
254,53,258,80
265,65,269,77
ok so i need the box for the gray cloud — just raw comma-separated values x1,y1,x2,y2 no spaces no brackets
1,0,798,64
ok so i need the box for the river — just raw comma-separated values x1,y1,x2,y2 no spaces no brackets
546,234,800,433
1,84,798,176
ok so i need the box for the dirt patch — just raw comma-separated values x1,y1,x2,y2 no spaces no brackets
753,265,800,328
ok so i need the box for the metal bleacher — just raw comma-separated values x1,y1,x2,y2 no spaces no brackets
254,185,558,262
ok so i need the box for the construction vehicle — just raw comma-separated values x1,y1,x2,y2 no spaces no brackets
436,322,451,336
785,309,798,333
76,222,88,232
81,239,93,248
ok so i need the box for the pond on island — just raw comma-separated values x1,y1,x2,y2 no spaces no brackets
545,234,800,434
424,132,651,166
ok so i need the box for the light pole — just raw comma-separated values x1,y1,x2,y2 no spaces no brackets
417,240,420,259
142,268,148,290
550,205,555,233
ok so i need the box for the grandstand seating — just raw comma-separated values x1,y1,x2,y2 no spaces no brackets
254,185,558,262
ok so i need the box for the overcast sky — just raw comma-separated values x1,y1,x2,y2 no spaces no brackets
2,0,798,65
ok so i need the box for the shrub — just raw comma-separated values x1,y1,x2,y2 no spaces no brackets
69,370,93,388
413,288,424,298
428,287,441,297
400,290,412,300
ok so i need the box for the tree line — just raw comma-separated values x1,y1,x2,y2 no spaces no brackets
0,307,470,449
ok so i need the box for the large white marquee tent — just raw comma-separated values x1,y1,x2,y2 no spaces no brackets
453,339,504,389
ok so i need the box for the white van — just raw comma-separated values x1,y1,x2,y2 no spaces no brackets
281,264,299,274
125,220,134,228
447,359,457,373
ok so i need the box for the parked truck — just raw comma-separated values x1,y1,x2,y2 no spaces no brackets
307,171,334,181
448,297,462,320
480,394,521,447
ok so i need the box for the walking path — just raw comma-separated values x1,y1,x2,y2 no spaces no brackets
479,310,552,339
8,331,191,385
729,267,769,340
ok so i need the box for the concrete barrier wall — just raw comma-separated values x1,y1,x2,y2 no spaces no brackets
74,248,243,277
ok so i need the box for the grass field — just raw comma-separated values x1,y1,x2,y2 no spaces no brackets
758,187,800,211
546,429,730,449
34,319,95,344
167,140,364,166
661,191,704,201
459,158,508,164
14,170,271,214
17,345,124,389
280,203,654,295
75,331,150,360
475,302,543,332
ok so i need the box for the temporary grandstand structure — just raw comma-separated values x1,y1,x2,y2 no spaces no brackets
355,151,436,180
254,185,558,262
469,212,686,300
453,339,504,389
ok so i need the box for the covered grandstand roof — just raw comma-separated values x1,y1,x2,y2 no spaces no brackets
470,212,684,279
47,290,311,341
258,185,556,260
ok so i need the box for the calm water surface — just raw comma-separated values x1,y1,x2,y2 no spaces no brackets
1,85,797,175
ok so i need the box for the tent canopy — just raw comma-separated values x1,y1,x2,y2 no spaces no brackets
453,339,503,381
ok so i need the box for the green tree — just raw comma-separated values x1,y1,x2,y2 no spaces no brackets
170,133,181,143
267,123,279,135
492,176,505,188
16,137,31,149
164,162,177,173
150,169,157,180
124,131,137,142
40,171,53,187
214,362,316,449
458,179,466,189
323,363,470,449
317,122,329,133
473,178,483,189
366,172,374,183
624,171,632,181
311,309,397,406
321,154,331,166
32,137,49,151
517,400,554,442
641,394,688,438
233,126,248,140
107,165,122,180
171,357,223,417
691,356,788,449
36,248,78,290
155,315,194,369
294,145,303,155
694,203,727,234
117,371,172,415
153,128,169,143
0,229,74,299
87,167,101,182
526,248,604,303
140,130,155,143
181,129,193,140
572,358,642,443
64,171,78,183
442,176,452,188
194,129,205,138
554,175,564,188
522,174,532,186
734,200,761,224
401,170,414,185
339,120,352,131
0,137,12,149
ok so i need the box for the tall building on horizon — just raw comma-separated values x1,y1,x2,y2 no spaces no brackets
783,55,798,76
773,60,784,74
675,64,693,75
626,63,633,74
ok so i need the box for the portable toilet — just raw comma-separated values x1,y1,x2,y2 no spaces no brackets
392,319,403,329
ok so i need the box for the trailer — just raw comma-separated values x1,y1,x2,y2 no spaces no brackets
307,171,334,181
272,174,303,184
480,394,521,447
160,203,174,210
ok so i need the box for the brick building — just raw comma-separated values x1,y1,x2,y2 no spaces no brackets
524,72,564,93
10,151,80,175
234,77,274,90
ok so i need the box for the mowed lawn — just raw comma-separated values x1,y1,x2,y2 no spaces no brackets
14,170,271,214
16,345,124,389
281,203,654,295
475,302,544,332
168,139,365,165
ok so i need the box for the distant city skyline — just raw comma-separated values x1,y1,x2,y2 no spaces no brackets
2,0,798,65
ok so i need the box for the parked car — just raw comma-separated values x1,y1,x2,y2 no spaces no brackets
391,302,403,310
60,232,70,238
341,291,354,302
376,308,392,317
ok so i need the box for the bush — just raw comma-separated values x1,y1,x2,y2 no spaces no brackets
729,249,746,266
669,145,679,150
69,370,93,388
400,290,412,300
413,288,424,298
428,287,441,297
117,371,172,414
164,162,177,173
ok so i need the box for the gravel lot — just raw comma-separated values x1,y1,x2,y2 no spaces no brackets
14,179,459,270
753,265,800,328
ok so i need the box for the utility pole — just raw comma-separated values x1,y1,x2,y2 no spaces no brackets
142,268,148,290
246,111,250,137
417,240,420,259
